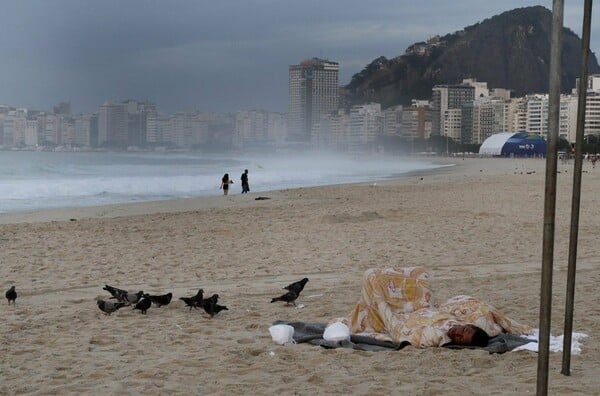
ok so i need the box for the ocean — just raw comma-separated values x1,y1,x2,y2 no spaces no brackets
0,151,449,213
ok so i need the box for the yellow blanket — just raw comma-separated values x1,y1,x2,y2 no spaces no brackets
342,267,532,348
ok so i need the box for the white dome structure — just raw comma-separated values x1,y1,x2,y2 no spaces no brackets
479,131,547,157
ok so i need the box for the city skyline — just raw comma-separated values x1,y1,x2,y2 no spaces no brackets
1,1,598,114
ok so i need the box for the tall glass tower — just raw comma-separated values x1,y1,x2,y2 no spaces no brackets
288,58,339,142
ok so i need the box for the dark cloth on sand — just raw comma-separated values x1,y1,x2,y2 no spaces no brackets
273,320,535,354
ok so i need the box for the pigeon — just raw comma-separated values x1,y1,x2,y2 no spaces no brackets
133,297,152,314
97,300,126,315
272,277,309,306
145,292,173,307
5,286,17,305
203,293,219,305
103,285,144,305
179,289,204,310
271,290,299,306
103,284,128,300
283,278,309,295
201,297,228,318
122,290,145,305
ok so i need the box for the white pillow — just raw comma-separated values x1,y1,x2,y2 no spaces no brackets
323,322,351,342
268,324,295,345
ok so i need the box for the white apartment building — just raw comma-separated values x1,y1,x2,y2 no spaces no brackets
24,119,38,146
266,112,286,146
431,84,475,136
311,109,350,151
462,78,490,98
508,94,576,141
382,105,402,136
442,108,462,140
401,100,432,140
74,114,98,147
468,97,510,144
525,94,549,136
98,102,128,146
348,103,381,152
234,110,268,149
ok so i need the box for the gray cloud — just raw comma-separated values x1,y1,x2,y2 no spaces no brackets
0,1,597,113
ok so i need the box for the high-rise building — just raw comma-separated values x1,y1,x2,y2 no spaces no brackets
74,114,99,147
98,102,128,146
348,103,382,152
574,74,600,139
401,101,431,141
288,58,339,142
431,84,475,137
464,97,510,144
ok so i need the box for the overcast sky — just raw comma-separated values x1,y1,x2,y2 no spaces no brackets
0,1,597,114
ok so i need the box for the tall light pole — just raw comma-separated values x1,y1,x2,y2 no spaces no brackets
537,0,563,394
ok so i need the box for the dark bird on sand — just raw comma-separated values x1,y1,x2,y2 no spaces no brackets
203,293,219,305
201,297,228,318
103,285,144,305
271,290,299,306
283,278,309,295
97,300,126,315
133,297,152,314
103,284,128,300
179,289,204,310
145,292,173,307
5,286,17,305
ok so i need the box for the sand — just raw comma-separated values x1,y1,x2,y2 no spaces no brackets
1,157,599,395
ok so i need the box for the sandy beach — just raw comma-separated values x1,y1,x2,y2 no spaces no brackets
1,157,599,395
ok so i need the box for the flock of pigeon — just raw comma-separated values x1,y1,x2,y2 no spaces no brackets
97,285,229,317
4,277,310,318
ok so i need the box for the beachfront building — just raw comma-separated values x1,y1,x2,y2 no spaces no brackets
311,109,351,151
462,78,490,98
287,58,339,143
441,108,462,141
524,94,548,136
506,94,575,141
462,97,510,145
382,105,403,137
431,84,475,138
98,101,128,147
234,110,268,149
574,74,600,139
60,117,76,146
348,103,382,152
401,100,432,141
74,114,99,147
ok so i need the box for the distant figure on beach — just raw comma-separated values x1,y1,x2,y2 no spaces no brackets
591,155,597,168
220,173,233,195
5,285,17,305
241,169,250,194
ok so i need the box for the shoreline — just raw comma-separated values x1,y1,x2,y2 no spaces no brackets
0,157,544,225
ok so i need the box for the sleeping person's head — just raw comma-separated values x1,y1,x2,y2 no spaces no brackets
447,324,489,347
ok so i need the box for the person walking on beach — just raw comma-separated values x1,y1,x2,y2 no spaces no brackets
241,169,250,194
220,173,233,195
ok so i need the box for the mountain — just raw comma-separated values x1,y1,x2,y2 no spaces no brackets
341,6,600,109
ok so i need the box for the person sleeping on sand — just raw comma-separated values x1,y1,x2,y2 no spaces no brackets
339,267,532,348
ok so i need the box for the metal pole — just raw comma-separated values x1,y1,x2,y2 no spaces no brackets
537,0,563,394
562,0,593,376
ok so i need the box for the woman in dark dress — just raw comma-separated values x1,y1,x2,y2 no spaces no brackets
220,173,233,195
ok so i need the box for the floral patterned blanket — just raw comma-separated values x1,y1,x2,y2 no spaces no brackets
339,267,532,348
